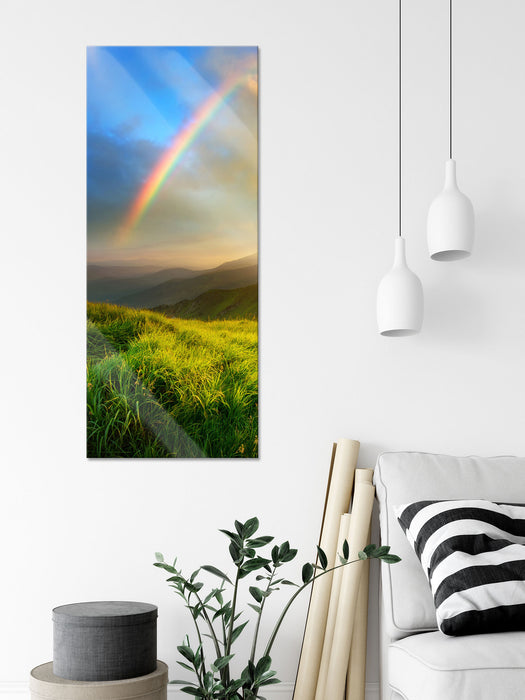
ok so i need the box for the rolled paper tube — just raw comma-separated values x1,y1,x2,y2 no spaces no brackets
293,439,360,700
323,479,375,700
314,513,352,700
346,526,372,700
354,468,374,485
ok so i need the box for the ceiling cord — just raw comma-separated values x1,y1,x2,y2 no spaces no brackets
450,0,453,160
399,0,402,237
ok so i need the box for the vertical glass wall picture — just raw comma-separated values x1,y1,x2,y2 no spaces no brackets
87,47,258,458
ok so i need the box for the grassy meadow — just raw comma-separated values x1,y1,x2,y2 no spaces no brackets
87,302,258,458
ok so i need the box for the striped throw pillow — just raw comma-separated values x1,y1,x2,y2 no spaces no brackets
395,499,525,636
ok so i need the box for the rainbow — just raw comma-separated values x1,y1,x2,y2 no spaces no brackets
118,67,256,243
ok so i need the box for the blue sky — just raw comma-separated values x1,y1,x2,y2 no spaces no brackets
87,46,258,269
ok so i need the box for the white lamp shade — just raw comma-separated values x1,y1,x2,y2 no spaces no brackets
427,159,474,261
377,237,423,337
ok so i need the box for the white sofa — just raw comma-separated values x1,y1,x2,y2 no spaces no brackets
373,452,525,700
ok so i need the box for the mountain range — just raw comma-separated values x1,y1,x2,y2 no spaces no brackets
87,253,257,310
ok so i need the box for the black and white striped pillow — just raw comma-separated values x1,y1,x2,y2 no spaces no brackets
395,499,525,636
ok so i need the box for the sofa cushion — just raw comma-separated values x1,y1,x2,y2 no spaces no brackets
373,452,525,640
395,499,525,636
389,630,525,700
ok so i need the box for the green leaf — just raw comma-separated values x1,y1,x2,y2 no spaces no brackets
259,677,281,686
177,645,194,663
153,562,177,574
219,529,243,546
180,688,205,697
317,546,328,570
381,554,402,564
249,586,264,603
154,552,164,563
281,579,299,586
271,545,280,565
240,557,271,575
243,517,260,539
358,551,367,561
230,620,249,644
339,555,348,565
229,541,242,564
227,679,244,693
169,679,195,685
302,562,314,584
184,581,203,594
280,548,298,563
212,654,235,671
343,539,350,560
194,646,202,669
363,543,376,556
278,541,290,558
247,536,274,548
176,661,194,672
235,520,245,537
255,655,272,677
213,603,231,621
201,565,233,584
248,603,262,614
373,545,391,558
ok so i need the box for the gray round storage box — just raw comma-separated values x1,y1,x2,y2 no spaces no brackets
30,661,168,700
53,602,157,682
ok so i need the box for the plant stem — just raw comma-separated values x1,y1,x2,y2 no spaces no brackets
224,566,241,685
187,594,205,685
194,591,223,659
263,558,362,659
250,565,276,664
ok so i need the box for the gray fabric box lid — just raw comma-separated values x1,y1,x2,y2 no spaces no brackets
53,601,158,682
52,601,157,627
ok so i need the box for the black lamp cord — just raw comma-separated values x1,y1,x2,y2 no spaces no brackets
449,0,453,160
399,0,402,237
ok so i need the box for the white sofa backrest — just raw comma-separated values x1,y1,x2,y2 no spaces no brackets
374,452,525,641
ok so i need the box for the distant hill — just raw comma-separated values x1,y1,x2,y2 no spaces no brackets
214,253,258,271
87,264,163,281
87,253,257,304
117,264,258,309
87,266,200,303
152,285,258,320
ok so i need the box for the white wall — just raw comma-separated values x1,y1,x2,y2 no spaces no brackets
1,0,524,696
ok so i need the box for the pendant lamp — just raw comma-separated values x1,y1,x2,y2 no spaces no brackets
377,0,423,337
427,0,474,260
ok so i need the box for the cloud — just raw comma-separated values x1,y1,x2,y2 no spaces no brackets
87,46,258,267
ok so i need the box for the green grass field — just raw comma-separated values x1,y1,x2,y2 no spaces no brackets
87,302,258,458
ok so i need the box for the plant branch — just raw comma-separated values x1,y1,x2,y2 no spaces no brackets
250,565,276,664
224,566,241,685
263,557,362,659
187,593,205,683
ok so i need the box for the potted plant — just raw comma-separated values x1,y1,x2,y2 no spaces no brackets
155,516,400,699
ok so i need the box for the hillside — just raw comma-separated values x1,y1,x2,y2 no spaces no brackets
87,302,258,458
117,264,257,309
152,284,257,320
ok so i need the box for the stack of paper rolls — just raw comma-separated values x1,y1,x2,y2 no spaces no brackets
322,469,375,700
294,450,375,700
293,439,360,700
